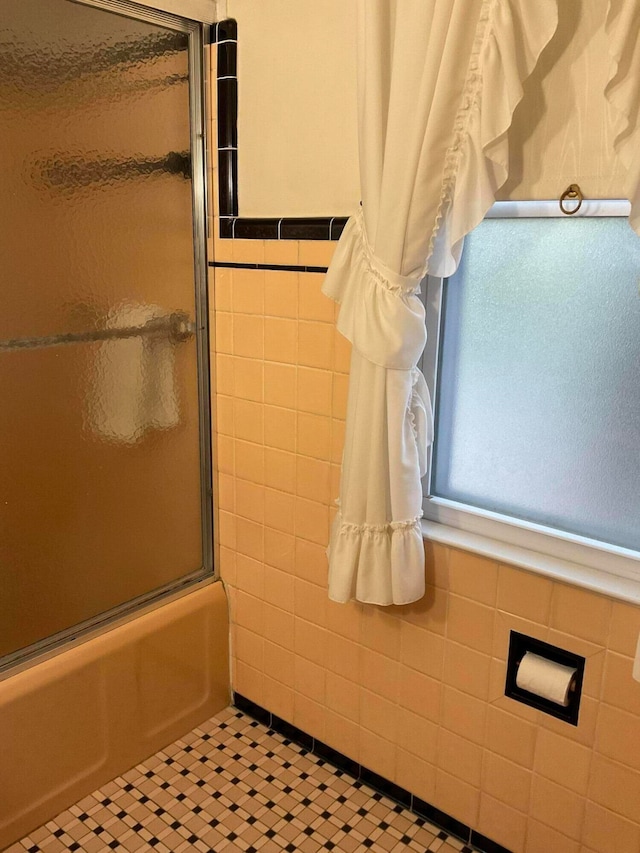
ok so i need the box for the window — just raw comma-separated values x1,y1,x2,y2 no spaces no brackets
422,200,640,598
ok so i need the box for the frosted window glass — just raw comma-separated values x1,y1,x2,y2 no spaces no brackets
432,216,640,552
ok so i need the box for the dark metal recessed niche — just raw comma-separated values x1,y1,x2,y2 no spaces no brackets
213,20,347,242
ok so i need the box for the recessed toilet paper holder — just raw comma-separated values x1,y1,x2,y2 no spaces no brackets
505,631,586,725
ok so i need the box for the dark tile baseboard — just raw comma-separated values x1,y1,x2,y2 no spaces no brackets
212,21,348,243
233,692,513,853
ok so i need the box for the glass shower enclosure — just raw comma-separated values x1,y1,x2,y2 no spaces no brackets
0,0,212,668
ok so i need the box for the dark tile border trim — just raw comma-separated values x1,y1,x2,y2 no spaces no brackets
209,261,329,274
212,21,349,242
232,692,513,853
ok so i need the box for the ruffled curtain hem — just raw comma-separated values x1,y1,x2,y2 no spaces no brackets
327,511,426,606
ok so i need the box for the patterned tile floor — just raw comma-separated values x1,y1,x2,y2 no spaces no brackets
6,707,479,853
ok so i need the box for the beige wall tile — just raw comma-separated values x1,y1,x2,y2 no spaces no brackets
477,794,527,853
360,689,399,743
608,601,640,657
294,577,327,627
396,708,439,765
534,728,592,795
448,549,498,606
263,676,294,722
294,497,330,546
541,694,599,748
235,480,264,524
524,819,581,853
232,239,264,265
482,751,531,813
212,266,232,310
296,367,333,417
325,672,360,722
530,774,585,840
235,554,264,599
264,406,296,452
325,631,360,682
233,357,264,402
263,640,295,687
551,584,612,646
234,440,264,484
434,769,480,828
235,517,264,562
298,321,333,370
546,630,605,699
360,608,402,659
395,750,436,805
323,710,360,763
264,269,298,318
400,622,445,680
297,412,331,459
588,754,640,823
264,447,296,494
298,273,334,322
582,800,640,853
263,489,295,535
331,372,349,420
235,626,264,671
294,538,328,587
264,317,297,363
215,311,233,354
233,313,264,358
601,651,640,715
215,394,234,436
294,618,326,667
325,598,362,642
263,567,294,613
262,602,294,649
298,241,335,268
492,610,549,661
264,240,299,267
442,641,491,701
486,707,537,768
332,328,351,373
441,686,487,746
234,661,264,705
360,647,399,702
398,666,442,724
596,703,640,772
294,656,326,704
264,362,297,409
216,353,234,396
232,268,265,314
447,595,495,654
497,565,553,624
233,398,263,445
359,729,397,782
425,541,450,590
436,729,483,787
403,585,448,635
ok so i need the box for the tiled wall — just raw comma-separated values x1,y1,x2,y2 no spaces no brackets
206,44,640,853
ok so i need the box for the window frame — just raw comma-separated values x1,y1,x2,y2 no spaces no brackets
421,198,640,604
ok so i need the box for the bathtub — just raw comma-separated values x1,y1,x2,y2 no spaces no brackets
0,581,230,850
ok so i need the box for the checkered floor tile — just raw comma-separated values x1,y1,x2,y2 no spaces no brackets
5,707,480,853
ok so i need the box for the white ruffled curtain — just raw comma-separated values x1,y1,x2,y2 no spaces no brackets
605,0,640,233
322,0,559,605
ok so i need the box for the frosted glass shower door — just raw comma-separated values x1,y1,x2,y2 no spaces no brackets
0,0,211,662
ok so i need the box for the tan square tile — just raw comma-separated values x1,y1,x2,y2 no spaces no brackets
530,774,585,840
263,602,295,648
232,239,264,265
325,671,360,722
442,641,491,701
264,362,297,409
294,693,325,741
582,800,640,853
297,367,333,416
434,769,479,828
233,398,263,444
298,272,335,321
482,750,531,813
264,317,297,363
298,321,334,370
264,488,295,534
359,729,396,782
361,607,402,659
497,564,553,624
234,439,264,484
325,631,360,681
331,372,349,420
323,710,360,763
264,405,296,452
596,703,640,772
264,528,295,573
236,516,264,561
235,480,264,523
485,706,537,768
264,240,299,267
441,686,486,745
294,618,327,667
294,656,326,704
298,412,331,459
263,565,295,612
235,553,264,597
298,241,335,268
294,538,328,586
395,749,436,805
402,585,448,635
294,577,327,626
397,666,442,723
232,268,265,314
436,728,483,787
608,601,640,656
447,594,494,654
264,269,298,318
477,794,527,853
295,497,330,546
534,727,592,795
601,651,640,714
360,689,399,742
448,549,498,605
264,640,295,687
233,313,264,359
400,622,444,680
523,818,581,853
264,676,295,721
332,328,351,373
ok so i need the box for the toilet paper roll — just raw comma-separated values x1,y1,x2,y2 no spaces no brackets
515,652,577,707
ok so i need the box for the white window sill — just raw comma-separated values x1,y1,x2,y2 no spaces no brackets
421,518,640,607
